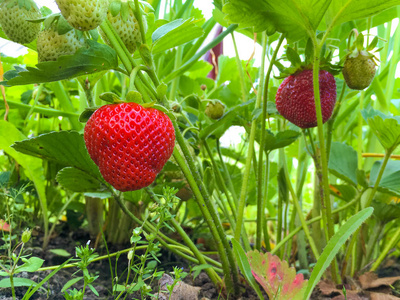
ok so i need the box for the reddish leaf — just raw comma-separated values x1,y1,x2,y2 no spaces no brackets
247,250,307,300
0,219,10,232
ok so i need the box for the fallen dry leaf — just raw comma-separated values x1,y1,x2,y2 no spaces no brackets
370,292,400,300
359,272,400,290
331,291,366,300
318,280,342,296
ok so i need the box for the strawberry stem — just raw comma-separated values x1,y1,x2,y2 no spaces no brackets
145,187,222,285
100,16,240,294
311,38,341,283
256,33,285,250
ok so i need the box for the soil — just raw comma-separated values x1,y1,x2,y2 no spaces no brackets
0,226,267,300
1,225,399,299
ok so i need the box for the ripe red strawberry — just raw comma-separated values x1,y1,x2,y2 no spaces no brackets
275,69,336,129
84,102,175,191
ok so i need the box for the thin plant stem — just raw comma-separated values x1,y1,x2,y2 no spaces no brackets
282,152,320,260
371,225,400,271
134,0,147,44
24,83,43,125
272,195,361,255
216,140,238,202
256,33,284,249
169,46,184,100
204,141,236,216
172,147,235,291
231,32,247,103
364,149,393,208
145,188,222,284
1,100,79,118
326,82,346,161
129,65,149,92
204,141,252,251
310,37,339,283
363,221,384,267
263,154,271,252
357,91,365,170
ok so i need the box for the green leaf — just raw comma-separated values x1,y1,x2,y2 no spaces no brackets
370,160,400,196
326,0,400,28
372,199,400,222
303,207,373,299
61,277,83,293
49,249,72,257
11,131,102,180
15,257,44,273
330,184,357,201
191,264,213,280
23,258,73,299
0,121,48,225
2,40,117,86
222,0,275,33
231,239,265,300
223,0,332,41
328,142,358,185
0,278,43,290
261,130,301,153
362,108,400,151
57,167,106,193
152,19,204,54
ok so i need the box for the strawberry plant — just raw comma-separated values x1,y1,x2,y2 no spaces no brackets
1,0,400,299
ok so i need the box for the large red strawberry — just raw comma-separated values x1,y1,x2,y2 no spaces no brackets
84,102,175,191
275,69,336,129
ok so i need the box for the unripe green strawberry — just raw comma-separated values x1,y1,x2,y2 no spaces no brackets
55,0,108,31
100,3,143,53
84,102,175,192
205,100,225,120
342,51,376,90
276,69,336,129
37,28,84,62
0,0,41,44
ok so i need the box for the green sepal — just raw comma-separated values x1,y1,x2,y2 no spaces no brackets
43,13,73,35
79,107,100,123
286,47,301,68
126,91,143,103
121,1,130,22
110,0,121,17
367,36,379,51
156,82,167,99
99,92,122,104
355,32,364,51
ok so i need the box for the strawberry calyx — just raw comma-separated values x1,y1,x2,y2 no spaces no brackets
43,13,74,35
342,29,381,65
80,93,173,123
109,0,148,21
3,0,37,11
274,39,341,79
